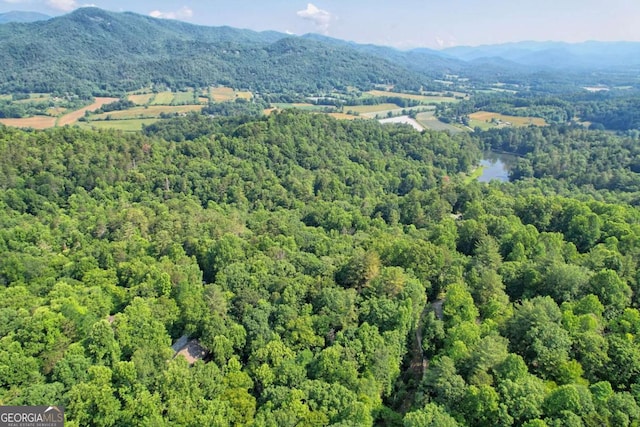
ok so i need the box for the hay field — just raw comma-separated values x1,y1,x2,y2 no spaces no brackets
78,118,159,132
0,116,56,129
209,87,253,102
91,105,203,120
150,92,175,105
366,90,459,103
128,94,154,105
469,111,547,128
172,91,198,105
348,103,401,114
58,97,119,126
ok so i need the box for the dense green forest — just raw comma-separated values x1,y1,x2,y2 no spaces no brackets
3,111,640,426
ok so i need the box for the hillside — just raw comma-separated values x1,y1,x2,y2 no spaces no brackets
0,7,430,95
0,11,50,23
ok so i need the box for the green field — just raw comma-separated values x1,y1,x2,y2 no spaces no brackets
348,103,401,114
273,103,333,112
172,90,198,105
366,90,461,103
415,111,464,134
77,118,159,132
469,111,547,130
91,105,203,120
150,91,175,105
128,93,154,105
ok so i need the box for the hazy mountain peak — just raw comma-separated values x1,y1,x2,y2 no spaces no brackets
0,10,50,24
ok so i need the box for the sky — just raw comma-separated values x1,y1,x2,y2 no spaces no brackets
1,0,639,49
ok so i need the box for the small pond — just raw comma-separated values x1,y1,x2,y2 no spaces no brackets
478,152,518,183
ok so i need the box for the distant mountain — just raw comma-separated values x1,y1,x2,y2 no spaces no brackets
442,41,640,70
0,7,432,95
302,34,466,80
0,11,50,23
1,7,639,96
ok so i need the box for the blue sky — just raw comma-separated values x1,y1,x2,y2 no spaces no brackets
2,0,639,49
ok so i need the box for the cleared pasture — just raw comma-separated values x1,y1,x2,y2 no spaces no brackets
58,97,119,126
209,87,253,102
272,103,330,111
209,87,235,102
78,118,159,132
0,116,56,129
415,111,464,134
91,104,203,120
348,103,401,114
366,90,460,103
469,111,547,129
328,112,359,120
150,91,175,105
128,93,154,105
172,91,198,105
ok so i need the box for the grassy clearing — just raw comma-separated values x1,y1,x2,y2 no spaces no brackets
150,91,175,105
91,105,203,120
328,112,360,120
172,91,198,105
209,87,235,102
464,166,485,184
272,103,331,112
469,111,547,129
128,93,154,105
366,90,460,103
415,111,464,134
0,116,57,129
348,103,401,114
77,118,159,132
209,87,253,102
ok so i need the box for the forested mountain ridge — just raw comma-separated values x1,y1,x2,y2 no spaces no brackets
0,11,50,23
4,7,639,98
0,7,431,95
3,111,640,425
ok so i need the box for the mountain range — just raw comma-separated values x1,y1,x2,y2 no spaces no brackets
0,7,638,95
0,10,50,24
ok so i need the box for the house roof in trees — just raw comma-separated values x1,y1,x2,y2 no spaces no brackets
172,335,208,365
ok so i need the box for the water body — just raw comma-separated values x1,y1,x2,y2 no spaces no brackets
478,152,518,183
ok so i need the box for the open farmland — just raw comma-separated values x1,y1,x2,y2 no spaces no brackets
328,112,360,120
0,116,56,129
469,111,547,129
90,104,204,120
172,90,198,105
415,111,464,133
57,97,119,126
209,86,252,102
77,118,159,132
128,93,154,105
150,91,175,105
366,90,462,103
348,103,403,114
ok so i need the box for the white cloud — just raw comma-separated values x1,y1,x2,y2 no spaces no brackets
46,0,77,11
297,3,331,34
3,0,31,4
149,6,193,20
